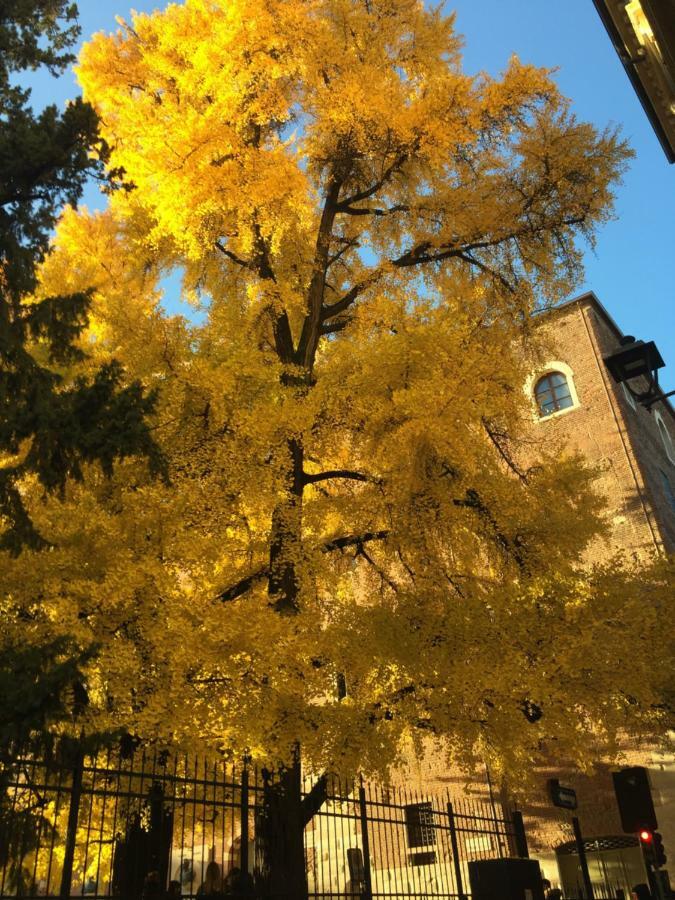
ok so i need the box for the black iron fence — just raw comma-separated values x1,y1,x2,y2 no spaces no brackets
0,745,528,898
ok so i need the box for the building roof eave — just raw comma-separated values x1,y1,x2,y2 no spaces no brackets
539,291,675,421
591,0,675,164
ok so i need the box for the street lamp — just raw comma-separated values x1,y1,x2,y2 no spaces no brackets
604,335,674,409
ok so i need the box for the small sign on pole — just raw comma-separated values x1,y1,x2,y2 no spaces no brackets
548,779,578,811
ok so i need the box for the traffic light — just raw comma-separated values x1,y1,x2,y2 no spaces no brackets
638,830,667,870
654,831,667,869
612,767,658,832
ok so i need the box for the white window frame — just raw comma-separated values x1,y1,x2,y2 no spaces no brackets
621,381,638,411
654,410,675,465
526,361,580,422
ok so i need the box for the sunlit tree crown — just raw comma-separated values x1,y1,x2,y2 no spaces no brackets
3,0,670,782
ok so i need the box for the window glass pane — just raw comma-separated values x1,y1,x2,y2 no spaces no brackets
552,384,572,401
404,803,436,847
657,419,675,463
534,371,577,418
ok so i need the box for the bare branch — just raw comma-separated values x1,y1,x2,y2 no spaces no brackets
359,546,399,592
456,251,517,295
453,489,526,569
320,316,353,336
482,418,529,484
391,215,587,271
327,238,360,268
338,203,409,217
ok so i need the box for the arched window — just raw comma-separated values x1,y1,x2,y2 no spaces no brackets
655,411,675,465
534,371,574,418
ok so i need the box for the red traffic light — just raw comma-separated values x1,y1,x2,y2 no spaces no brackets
639,830,653,843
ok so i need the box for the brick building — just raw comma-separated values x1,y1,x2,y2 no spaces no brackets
398,291,675,897
527,291,675,559
515,291,675,896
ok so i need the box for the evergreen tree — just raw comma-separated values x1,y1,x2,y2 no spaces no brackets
0,1,163,554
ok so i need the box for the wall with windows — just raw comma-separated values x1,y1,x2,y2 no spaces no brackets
525,294,675,558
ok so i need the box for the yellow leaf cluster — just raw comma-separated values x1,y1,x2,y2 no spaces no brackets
3,0,670,786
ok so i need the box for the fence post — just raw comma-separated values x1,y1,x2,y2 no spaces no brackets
512,810,529,859
358,782,373,900
240,765,249,876
572,815,595,900
447,801,467,900
59,746,85,899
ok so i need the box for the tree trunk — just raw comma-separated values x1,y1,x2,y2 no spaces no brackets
268,438,304,615
261,438,308,896
258,758,307,899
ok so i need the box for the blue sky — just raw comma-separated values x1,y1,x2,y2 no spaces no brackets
21,0,674,391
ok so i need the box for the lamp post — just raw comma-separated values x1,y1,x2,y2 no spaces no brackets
604,335,674,410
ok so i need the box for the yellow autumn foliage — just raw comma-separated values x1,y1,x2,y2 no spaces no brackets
2,0,673,784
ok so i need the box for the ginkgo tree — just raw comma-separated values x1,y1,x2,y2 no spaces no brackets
3,0,674,892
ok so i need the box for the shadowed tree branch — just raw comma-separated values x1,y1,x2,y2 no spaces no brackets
217,529,389,601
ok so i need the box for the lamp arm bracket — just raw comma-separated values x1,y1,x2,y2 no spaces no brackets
644,388,675,410
623,368,664,410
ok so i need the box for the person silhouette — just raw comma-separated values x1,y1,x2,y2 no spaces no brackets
197,861,223,896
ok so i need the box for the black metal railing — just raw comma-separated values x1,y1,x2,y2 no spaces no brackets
0,745,528,898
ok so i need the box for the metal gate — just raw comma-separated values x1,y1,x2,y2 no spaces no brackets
0,744,529,898
306,778,527,898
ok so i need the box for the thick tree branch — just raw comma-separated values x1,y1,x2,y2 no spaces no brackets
321,529,389,553
320,316,353,336
217,567,268,602
321,270,382,321
336,152,408,210
217,530,389,601
295,168,346,369
304,469,378,485
215,240,253,270
300,774,328,826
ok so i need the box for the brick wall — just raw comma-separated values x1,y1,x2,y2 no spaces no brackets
508,294,675,879
397,294,675,887
526,296,674,559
